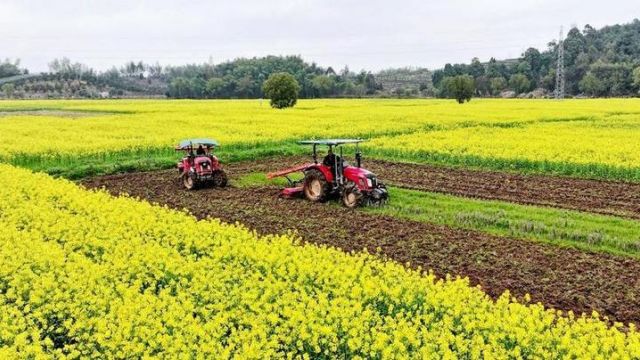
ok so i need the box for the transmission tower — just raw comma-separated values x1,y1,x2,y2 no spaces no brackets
554,27,565,99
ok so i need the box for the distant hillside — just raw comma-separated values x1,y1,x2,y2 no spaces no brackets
433,18,640,98
1,18,638,99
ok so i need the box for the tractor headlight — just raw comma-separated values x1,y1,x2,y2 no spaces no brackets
366,178,373,187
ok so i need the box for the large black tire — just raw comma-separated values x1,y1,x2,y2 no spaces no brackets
182,173,197,190
212,170,228,188
303,169,330,202
342,183,363,208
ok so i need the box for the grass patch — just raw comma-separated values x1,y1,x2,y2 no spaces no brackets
366,187,640,258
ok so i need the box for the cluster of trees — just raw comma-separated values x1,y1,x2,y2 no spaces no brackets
434,19,640,98
164,56,381,99
0,58,27,78
0,59,28,99
0,58,168,99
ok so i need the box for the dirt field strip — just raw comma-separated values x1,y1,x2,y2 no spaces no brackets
366,159,640,220
82,168,640,326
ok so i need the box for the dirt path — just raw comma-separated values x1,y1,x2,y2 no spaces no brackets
82,169,640,326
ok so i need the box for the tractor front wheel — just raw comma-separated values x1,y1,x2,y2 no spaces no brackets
212,170,228,188
342,183,363,208
182,173,197,190
303,169,330,202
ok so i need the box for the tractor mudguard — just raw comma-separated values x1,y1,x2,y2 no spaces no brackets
305,164,334,184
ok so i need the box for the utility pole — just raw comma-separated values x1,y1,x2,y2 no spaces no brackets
555,26,565,99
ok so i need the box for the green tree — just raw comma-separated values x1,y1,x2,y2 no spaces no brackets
262,72,300,108
489,77,507,96
0,58,22,78
509,74,531,94
311,75,335,97
633,67,640,92
236,75,255,98
168,77,192,98
190,77,206,98
579,72,603,96
522,48,542,78
1,83,15,98
469,57,485,78
205,78,225,98
589,61,633,96
442,75,474,104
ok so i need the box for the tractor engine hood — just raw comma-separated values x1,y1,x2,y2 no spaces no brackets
194,156,212,165
344,166,376,179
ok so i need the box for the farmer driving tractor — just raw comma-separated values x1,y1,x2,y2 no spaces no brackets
323,148,342,178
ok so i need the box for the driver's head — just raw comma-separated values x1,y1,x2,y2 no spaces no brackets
327,148,333,155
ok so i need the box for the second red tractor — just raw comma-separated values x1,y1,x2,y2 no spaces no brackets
268,139,388,207
176,138,227,190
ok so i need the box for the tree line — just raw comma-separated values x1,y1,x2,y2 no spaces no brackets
164,56,381,99
433,19,640,98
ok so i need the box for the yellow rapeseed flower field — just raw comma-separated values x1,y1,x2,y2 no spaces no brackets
369,118,640,170
1,99,639,169
0,163,639,358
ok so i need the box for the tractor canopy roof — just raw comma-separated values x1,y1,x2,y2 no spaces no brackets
298,139,365,146
177,138,219,149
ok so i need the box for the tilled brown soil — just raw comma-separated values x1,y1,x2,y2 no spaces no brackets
365,159,640,220
82,168,640,326
190,156,640,219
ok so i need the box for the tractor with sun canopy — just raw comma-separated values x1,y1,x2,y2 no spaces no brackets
176,138,227,190
267,139,388,207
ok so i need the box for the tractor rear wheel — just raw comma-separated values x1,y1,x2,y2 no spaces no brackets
303,169,330,202
182,173,197,190
212,170,228,188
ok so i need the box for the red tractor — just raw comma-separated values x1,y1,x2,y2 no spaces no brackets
176,138,227,190
268,139,388,207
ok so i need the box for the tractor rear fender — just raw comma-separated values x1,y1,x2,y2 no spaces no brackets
307,164,334,184
209,155,222,170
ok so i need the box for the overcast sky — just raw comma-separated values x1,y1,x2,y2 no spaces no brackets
0,0,636,73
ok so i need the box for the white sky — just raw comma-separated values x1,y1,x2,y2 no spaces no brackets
0,0,636,72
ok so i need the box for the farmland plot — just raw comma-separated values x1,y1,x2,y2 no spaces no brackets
2,98,640,357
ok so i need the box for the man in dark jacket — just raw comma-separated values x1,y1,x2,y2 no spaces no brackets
323,148,341,178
